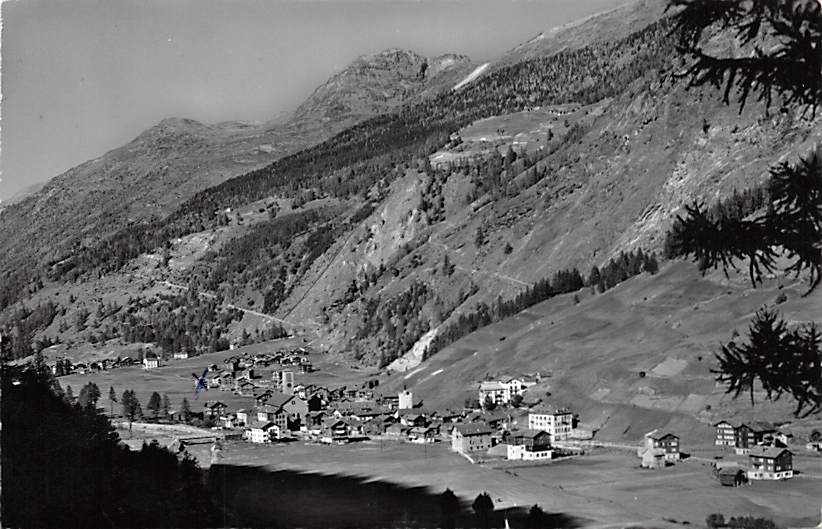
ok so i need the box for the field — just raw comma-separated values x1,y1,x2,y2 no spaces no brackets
199,440,822,529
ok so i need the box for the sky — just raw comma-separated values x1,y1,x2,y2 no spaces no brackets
1,0,624,200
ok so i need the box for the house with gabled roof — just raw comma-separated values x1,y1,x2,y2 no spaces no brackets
748,446,793,480
506,429,552,461
643,430,680,462
203,401,227,418
452,422,492,454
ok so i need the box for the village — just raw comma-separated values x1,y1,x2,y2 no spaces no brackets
63,343,814,489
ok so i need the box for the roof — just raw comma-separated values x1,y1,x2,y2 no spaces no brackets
529,406,572,416
510,429,548,440
479,381,508,391
263,392,295,409
742,421,776,433
748,446,791,458
454,422,492,436
718,466,745,477
645,429,678,441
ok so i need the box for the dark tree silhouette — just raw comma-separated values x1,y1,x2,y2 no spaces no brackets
121,389,142,434
439,488,461,529
181,397,192,423
1,363,217,528
671,0,821,114
669,0,822,416
147,391,162,418
108,385,118,415
527,504,548,529
78,382,101,411
472,492,494,529
707,513,727,529
713,308,821,416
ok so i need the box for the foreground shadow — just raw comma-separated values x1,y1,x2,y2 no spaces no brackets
208,464,586,529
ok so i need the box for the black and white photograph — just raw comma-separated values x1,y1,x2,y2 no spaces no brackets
1,0,820,527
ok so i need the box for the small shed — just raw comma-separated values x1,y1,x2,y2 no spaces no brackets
717,466,748,487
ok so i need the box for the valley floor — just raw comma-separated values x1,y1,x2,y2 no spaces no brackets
187,439,822,529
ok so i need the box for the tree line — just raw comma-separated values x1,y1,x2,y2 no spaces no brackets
424,248,658,360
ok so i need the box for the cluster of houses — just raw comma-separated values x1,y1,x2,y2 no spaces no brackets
196,373,578,464
477,375,540,407
451,406,575,461
49,355,141,376
713,420,795,481
635,420,798,482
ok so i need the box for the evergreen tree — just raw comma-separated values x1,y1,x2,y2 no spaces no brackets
472,492,494,529
439,488,461,529
108,386,117,415
147,391,162,418
671,0,822,415
78,382,101,410
121,389,142,435
162,394,171,418
713,308,820,416
180,397,191,423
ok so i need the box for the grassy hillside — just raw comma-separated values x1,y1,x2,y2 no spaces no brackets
382,261,822,444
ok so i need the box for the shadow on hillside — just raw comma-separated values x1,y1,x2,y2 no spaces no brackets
207,464,586,529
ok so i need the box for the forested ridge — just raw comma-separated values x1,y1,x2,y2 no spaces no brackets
22,16,675,303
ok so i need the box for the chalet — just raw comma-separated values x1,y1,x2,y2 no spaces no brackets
257,405,288,431
400,413,427,428
173,350,190,360
220,413,237,429
478,381,511,406
504,377,537,397
451,423,492,454
255,390,274,406
528,408,573,442
235,380,255,397
714,420,777,453
409,425,439,443
143,355,160,369
640,448,666,469
345,418,366,439
714,420,736,447
506,429,552,461
236,409,251,427
204,401,227,419
321,419,349,443
643,430,680,462
380,395,400,409
250,422,282,444
748,446,793,480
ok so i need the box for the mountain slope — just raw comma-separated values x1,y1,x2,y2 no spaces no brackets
0,48,473,299
380,261,822,443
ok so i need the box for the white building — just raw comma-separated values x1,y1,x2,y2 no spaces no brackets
398,389,414,410
479,381,511,406
528,408,573,442
281,371,294,395
250,423,281,444
506,444,553,461
173,350,190,360
143,355,160,369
